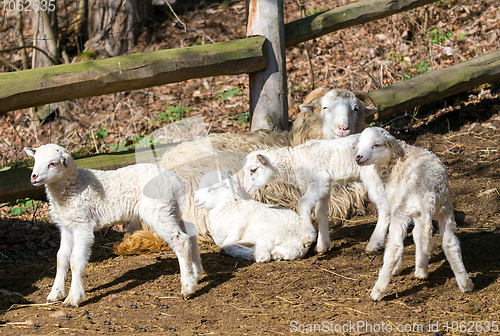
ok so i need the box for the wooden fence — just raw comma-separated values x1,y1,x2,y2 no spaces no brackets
1,0,500,203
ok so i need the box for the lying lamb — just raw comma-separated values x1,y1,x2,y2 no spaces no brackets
242,135,390,254
194,170,308,262
24,144,203,307
355,127,474,301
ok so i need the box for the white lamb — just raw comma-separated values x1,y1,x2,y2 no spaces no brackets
24,144,203,307
194,171,308,262
242,135,390,254
355,127,474,301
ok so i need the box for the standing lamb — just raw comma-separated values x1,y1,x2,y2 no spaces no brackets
115,88,378,255
355,127,474,301
194,170,308,262
24,144,203,307
242,135,390,254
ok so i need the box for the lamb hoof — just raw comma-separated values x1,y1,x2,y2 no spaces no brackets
254,253,271,263
181,293,193,300
315,245,328,255
365,241,382,253
457,277,474,293
62,297,81,308
47,292,64,303
414,267,428,279
181,284,196,300
370,287,385,302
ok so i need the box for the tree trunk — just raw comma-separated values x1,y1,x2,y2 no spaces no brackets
86,0,153,56
31,7,60,68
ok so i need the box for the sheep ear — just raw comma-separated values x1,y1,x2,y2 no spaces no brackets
361,106,379,119
256,154,267,165
24,147,36,157
299,103,316,114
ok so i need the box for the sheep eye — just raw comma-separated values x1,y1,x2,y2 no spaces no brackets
250,167,258,174
373,144,381,148
48,162,57,167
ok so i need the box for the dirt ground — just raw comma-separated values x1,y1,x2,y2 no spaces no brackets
1,0,500,335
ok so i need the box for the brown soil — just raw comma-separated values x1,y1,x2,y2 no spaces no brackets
1,0,500,335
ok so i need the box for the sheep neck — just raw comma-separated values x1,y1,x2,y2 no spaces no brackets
270,147,298,186
45,165,80,202
211,193,242,219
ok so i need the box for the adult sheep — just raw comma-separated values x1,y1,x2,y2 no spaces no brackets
25,144,203,307
115,88,378,255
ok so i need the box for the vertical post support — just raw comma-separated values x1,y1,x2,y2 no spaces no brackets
246,0,289,132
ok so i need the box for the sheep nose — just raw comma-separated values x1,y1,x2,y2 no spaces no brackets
355,155,362,163
194,198,199,205
31,173,38,181
337,125,349,131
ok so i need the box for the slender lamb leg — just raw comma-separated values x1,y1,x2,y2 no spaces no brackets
297,180,330,247
361,167,391,253
438,213,474,293
64,226,95,307
147,209,198,299
48,227,74,302
412,215,431,279
315,195,331,254
371,213,410,301
297,195,318,247
181,221,204,280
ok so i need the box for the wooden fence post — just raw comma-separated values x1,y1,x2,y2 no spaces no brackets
246,0,289,132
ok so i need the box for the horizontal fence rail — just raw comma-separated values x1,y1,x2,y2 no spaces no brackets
368,49,500,121
285,0,439,47
0,36,268,115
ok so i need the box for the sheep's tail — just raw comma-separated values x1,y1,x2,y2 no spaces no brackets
113,231,167,255
223,244,255,261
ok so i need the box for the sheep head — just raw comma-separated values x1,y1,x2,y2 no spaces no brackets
242,151,276,194
194,170,237,209
355,127,402,168
24,144,77,186
299,88,378,139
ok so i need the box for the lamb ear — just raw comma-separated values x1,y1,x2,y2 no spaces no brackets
256,154,267,165
60,152,71,167
299,103,316,114
24,147,36,157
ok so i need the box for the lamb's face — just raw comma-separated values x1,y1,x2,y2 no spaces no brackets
24,144,72,186
320,91,362,139
194,170,234,209
242,151,274,194
194,183,223,209
355,127,393,167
